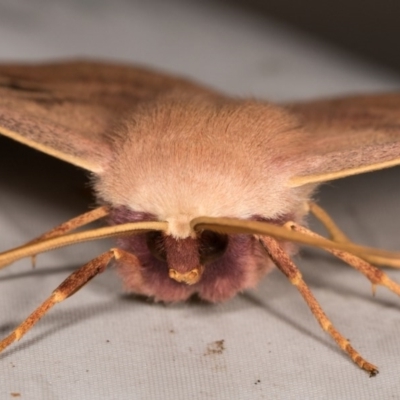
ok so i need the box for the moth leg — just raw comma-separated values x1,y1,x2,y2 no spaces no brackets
28,206,110,267
31,206,110,242
308,202,349,243
308,202,400,267
287,222,400,297
0,248,117,354
258,235,378,376
0,206,109,270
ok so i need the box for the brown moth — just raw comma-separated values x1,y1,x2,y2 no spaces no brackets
1,60,400,376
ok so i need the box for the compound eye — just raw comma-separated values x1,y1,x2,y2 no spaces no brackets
146,231,167,262
199,230,229,264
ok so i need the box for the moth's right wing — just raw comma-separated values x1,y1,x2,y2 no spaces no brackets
0,60,212,173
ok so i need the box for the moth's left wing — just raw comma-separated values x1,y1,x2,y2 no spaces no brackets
284,93,400,187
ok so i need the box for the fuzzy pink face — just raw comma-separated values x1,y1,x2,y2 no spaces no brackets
109,206,294,302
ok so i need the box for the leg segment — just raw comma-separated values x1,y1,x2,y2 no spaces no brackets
0,206,109,271
29,206,110,267
0,248,117,353
308,202,349,243
308,202,400,268
31,206,110,242
287,222,400,296
258,235,378,376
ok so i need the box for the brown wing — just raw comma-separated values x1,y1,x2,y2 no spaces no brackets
284,93,400,187
0,60,213,172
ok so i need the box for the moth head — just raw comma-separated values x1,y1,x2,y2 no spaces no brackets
109,206,280,302
147,229,229,285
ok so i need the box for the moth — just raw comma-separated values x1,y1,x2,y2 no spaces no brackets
1,60,400,376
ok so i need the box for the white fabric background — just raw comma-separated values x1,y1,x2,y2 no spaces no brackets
0,0,400,399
